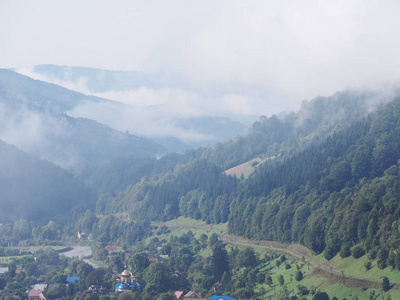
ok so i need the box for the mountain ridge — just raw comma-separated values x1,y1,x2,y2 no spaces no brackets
96,89,400,266
0,139,96,222
0,69,167,168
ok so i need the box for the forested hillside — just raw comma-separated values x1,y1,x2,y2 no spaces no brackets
99,91,400,268
0,69,166,168
0,68,106,113
204,89,391,170
74,148,204,195
97,159,238,223
228,97,400,261
0,140,96,222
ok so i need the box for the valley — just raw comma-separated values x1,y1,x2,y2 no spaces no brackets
3,2,400,298
151,217,400,299
1,68,400,299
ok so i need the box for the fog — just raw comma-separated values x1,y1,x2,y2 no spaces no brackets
3,0,400,163
15,67,251,146
3,1,400,118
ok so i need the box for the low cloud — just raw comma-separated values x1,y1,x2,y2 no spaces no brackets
15,68,262,145
0,103,79,167
5,1,400,113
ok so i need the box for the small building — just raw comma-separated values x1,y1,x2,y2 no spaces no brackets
175,291,184,300
77,231,88,239
89,285,108,295
33,284,48,291
183,291,205,299
0,267,8,277
213,282,222,292
174,270,182,278
67,276,80,283
211,296,236,300
15,268,25,275
105,245,117,251
115,269,141,295
28,289,47,300
148,258,158,262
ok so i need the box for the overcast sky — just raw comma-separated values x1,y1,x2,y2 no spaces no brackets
2,0,400,116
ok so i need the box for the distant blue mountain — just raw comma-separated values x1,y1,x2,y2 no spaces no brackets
0,69,166,168
33,64,180,93
31,64,250,149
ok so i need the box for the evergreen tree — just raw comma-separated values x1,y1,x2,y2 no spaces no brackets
278,275,284,286
382,276,390,292
210,243,229,280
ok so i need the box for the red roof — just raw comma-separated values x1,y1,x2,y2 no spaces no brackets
175,291,184,299
28,290,42,297
149,258,159,262
105,245,117,251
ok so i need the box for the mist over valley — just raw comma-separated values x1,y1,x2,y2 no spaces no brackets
3,1,400,299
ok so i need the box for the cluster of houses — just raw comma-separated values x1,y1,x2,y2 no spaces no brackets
0,241,237,300
26,278,80,300
173,292,236,300
103,245,237,300
2,266,237,300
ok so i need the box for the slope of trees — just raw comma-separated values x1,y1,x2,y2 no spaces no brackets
97,94,400,268
229,97,400,261
0,140,96,223
203,89,390,170
99,159,238,223
74,149,204,196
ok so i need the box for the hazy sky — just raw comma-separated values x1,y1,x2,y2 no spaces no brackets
2,0,400,116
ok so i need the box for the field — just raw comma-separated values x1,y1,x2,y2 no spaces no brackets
223,155,273,179
0,245,69,265
152,217,400,299
151,216,227,241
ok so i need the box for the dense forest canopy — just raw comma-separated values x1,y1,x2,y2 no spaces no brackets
2,85,400,268
0,140,96,223
96,93,400,264
3,86,400,299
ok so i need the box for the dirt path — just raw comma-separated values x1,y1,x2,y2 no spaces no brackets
224,234,396,288
160,222,396,287
60,245,92,259
60,245,102,269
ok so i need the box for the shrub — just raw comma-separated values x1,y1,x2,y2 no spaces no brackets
377,248,388,269
340,245,351,258
295,270,303,281
364,261,372,271
351,246,365,259
368,248,377,260
382,276,390,292
297,284,309,295
278,275,284,286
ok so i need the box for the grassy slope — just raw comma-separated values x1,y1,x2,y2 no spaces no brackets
152,217,400,299
223,156,273,179
0,246,69,265
151,216,227,242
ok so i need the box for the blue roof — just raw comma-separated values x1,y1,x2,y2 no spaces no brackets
115,282,141,294
211,296,236,300
67,276,80,283
115,284,130,290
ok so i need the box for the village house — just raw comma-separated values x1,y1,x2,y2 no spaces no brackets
28,289,47,300
105,245,117,252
